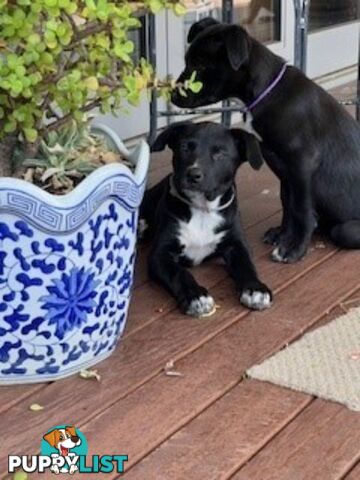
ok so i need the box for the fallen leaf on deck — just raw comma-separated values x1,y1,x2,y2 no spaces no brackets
13,472,28,480
261,189,270,195
198,303,221,318
79,369,101,381
164,360,183,377
29,403,44,412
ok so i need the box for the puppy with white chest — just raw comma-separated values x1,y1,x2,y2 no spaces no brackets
140,121,273,317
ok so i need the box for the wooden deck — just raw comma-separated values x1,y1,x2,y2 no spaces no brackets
1,84,360,479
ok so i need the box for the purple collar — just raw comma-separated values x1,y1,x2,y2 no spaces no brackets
242,63,287,114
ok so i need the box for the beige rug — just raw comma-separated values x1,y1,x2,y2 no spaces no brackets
247,307,360,412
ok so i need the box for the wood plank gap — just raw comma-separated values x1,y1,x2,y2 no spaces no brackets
120,377,248,473
0,384,45,415
342,460,360,479
231,398,360,480
224,397,316,480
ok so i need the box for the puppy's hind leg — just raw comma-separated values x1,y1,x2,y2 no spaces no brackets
330,221,360,249
263,179,292,246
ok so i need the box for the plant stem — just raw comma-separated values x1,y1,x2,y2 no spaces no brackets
0,135,17,177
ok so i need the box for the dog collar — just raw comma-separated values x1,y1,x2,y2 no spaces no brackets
169,176,235,212
242,63,287,114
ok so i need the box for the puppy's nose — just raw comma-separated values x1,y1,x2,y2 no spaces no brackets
186,167,203,184
71,435,80,443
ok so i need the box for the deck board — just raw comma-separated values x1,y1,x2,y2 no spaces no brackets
122,381,312,480
345,462,360,479
232,399,360,480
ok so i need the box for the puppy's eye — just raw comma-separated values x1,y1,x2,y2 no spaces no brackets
180,141,196,152
212,145,226,157
59,435,64,441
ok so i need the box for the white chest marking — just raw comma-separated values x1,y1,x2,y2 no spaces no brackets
178,206,225,266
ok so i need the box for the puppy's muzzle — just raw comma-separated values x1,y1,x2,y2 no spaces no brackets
186,166,203,185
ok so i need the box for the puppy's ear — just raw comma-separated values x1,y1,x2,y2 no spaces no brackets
231,129,264,170
43,430,57,447
151,122,190,152
226,25,250,70
187,17,220,43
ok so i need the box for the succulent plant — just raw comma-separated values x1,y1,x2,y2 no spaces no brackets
19,120,127,194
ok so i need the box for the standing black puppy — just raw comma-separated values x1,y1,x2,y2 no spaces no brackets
172,18,360,263
141,122,272,317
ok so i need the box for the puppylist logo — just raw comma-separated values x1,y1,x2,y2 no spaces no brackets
8,425,128,475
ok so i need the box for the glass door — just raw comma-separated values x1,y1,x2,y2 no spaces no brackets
307,0,359,78
168,0,292,80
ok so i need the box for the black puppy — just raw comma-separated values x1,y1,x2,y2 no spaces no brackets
172,18,360,263
140,122,272,317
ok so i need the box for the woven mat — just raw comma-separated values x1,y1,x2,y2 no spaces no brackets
247,307,360,412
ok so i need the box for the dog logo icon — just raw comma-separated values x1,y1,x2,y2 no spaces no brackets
9,425,127,475
42,425,87,475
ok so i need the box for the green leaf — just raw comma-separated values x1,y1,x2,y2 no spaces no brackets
13,471,28,480
174,3,187,16
4,119,17,133
84,76,99,90
148,0,163,13
28,33,41,45
23,128,38,143
122,40,134,54
40,52,54,65
11,80,23,95
188,81,203,94
58,0,70,7
189,71,196,82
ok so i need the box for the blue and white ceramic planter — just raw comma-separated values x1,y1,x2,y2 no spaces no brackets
0,124,149,384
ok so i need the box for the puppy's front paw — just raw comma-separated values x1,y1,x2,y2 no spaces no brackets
240,284,272,311
186,294,216,318
271,243,307,263
263,226,283,246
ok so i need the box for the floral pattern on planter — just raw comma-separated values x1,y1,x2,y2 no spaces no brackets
0,171,144,383
41,267,101,340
